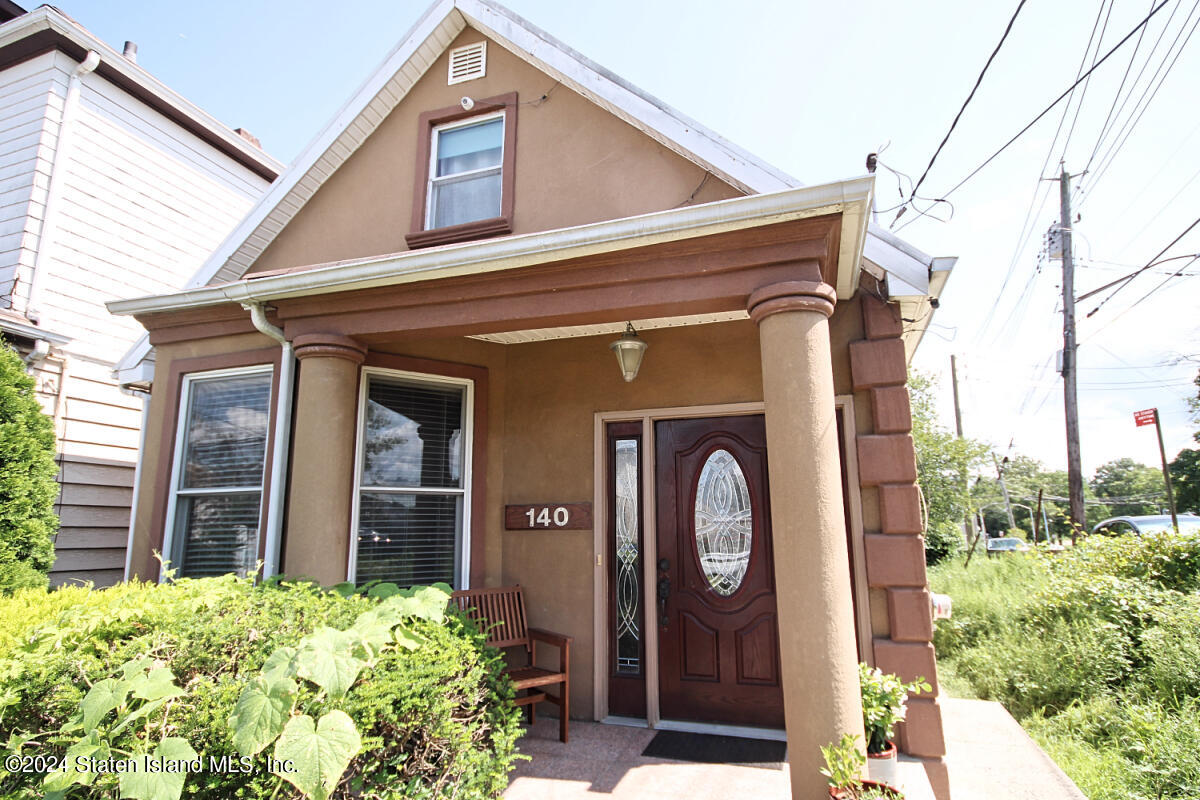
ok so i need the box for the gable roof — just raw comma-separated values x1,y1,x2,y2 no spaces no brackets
114,0,954,384
184,0,804,291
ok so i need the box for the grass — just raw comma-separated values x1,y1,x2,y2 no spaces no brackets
927,538,1200,799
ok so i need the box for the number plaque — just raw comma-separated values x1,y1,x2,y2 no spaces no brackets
505,503,592,530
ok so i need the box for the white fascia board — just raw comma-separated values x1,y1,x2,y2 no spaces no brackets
179,0,462,291
0,8,282,178
864,225,930,297
0,316,71,345
114,333,153,374
458,0,799,195
115,359,155,389
108,178,873,317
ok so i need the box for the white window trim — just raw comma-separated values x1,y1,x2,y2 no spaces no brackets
161,364,275,583
348,366,475,589
424,110,505,231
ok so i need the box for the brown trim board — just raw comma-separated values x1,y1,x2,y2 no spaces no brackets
142,348,282,580
405,92,518,249
135,214,842,345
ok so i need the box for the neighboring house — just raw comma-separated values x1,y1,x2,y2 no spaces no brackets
0,6,281,586
110,1,955,795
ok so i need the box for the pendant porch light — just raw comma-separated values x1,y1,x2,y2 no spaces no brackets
609,322,648,382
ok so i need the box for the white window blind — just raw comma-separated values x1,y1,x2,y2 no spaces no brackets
167,369,272,578
427,114,503,229
353,372,471,588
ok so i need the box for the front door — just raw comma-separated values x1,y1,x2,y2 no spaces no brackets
655,415,784,728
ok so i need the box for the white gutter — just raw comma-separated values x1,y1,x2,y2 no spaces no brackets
107,178,875,318
243,302,293,579
121,387,151,581
25,49,100,324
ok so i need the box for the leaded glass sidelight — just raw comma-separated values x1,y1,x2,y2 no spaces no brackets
694,448,753,596
614,438,641,673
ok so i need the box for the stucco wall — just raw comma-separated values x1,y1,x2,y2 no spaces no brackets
130,304,882,723
248,26,741,274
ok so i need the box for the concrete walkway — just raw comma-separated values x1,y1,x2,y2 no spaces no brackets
502,718,934,800
939,697,1088,800
503,701,1085,799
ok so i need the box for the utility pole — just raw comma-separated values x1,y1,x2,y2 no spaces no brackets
1059,166,1086,536
994,454,1017,532
1034,488,1045,545
951,355,979,552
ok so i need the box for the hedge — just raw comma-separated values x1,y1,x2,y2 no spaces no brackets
0,575,522,799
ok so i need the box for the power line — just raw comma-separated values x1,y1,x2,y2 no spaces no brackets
1084,215,1200,314
1078,0,1200,205
919,0,1172,207
891,0,1029,226
975,0,1114,347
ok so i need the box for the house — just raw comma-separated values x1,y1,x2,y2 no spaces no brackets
108,1,955,796
0,5,281,586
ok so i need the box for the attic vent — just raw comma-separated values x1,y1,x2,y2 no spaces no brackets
448,42,487,85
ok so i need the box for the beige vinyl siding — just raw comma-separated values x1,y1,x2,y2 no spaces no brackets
2,50,273,586
0,53,62,308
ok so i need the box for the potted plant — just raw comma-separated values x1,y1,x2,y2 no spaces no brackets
859,663,931,786
820,734,903,799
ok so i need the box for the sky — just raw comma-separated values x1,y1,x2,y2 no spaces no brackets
57,0,1200,477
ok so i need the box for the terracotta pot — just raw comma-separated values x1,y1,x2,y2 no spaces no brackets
828,779,904,799
866,740,899,788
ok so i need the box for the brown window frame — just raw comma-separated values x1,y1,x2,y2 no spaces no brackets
405,92,518,250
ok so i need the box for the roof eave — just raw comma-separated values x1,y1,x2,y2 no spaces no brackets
108,178,874,318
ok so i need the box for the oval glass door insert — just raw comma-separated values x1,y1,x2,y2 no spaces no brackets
694,448,752,596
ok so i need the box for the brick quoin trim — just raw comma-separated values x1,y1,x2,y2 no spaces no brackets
855,290,946,758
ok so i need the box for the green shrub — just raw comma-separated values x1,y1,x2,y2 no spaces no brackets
0,342,58,592
0,576,521,799
1138,595,1200,705
923,520,963,566
928,554,1048,659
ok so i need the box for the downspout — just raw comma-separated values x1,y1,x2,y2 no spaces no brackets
122,387,151,582
243,302,293,579
25,50,101,323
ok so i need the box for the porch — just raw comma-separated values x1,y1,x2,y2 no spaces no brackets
505,697,1088,800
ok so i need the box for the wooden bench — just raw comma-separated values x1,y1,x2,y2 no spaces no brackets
450,585,572,743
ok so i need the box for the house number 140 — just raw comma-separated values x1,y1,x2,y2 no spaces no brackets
526,506,570,527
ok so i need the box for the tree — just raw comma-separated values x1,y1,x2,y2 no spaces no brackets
1091,458,1165,517
1169,369,1200,514
909,372,989,562
0,341,58,591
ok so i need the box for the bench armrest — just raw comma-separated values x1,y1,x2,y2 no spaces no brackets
528,628,572,648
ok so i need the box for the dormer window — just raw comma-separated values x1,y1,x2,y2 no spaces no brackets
427,113,503,229
406,92,517,250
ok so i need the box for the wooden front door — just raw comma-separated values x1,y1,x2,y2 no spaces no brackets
655,415,784,728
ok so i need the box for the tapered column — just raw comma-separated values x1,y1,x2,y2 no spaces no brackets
283,333,366,584
749,281,864,800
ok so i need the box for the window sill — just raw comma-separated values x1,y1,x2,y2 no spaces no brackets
405,216,512,250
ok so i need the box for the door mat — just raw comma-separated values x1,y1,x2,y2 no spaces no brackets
640,730,787,769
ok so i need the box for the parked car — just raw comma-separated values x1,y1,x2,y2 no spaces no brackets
986,536,1029,554
1091,514,1200,536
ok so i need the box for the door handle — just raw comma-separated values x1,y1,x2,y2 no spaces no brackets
657,558,671,627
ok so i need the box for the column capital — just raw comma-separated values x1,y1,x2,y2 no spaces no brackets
747,280,836,324
292,333,367,364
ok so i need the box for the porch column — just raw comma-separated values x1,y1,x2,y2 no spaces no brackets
282,333,367,585
749,281,864,800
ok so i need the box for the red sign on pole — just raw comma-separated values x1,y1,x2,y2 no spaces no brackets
1134,408,1158,427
